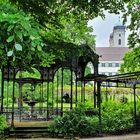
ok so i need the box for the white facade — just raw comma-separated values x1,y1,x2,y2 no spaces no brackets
96,24,129,76
98,61,122,76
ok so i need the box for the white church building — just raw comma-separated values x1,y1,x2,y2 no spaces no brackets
96,24,129,76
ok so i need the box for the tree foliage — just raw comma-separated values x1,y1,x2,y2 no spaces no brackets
120,48,140,73
9,0,126,49
0,0,54,69
123,0,140,49
14,0,98,49
0,0,100,70
9,0,126,27
1,0,128,71
121,0,140,72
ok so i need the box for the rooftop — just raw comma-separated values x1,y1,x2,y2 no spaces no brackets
114,25,125,30
96,47,130,61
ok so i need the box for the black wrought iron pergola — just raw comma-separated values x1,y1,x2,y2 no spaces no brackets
0,43,99,127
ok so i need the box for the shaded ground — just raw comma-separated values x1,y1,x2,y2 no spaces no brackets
9,133,140,140
8,121,140,140
14,121,50,127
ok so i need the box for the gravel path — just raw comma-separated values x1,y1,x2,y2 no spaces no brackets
13,133,140,140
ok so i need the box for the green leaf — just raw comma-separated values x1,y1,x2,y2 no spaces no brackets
7,50,13,56
37,45,42,51
15,43,22,51
30,36,35,40
7,25,14,32
31,47,35,51
16,31,23,40
13,56,15,61
21,21,31,31
6,35,14,43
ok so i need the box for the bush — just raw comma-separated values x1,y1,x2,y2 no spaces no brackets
48,100,138,137
0,115,8,135
48,108,99,137
102,101,133,133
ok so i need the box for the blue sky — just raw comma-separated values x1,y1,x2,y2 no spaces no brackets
88,12,129,47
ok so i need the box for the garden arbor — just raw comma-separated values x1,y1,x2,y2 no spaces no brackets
0,43,99,126
85,71,140,133
0,41,140,136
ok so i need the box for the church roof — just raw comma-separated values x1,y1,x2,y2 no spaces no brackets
114,25,125,30
96,47,130,61
114,19,125,30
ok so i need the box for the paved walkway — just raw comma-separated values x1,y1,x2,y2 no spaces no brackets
14,133,140,140
81,134,140,140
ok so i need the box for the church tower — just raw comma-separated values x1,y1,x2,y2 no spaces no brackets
109,22,126,47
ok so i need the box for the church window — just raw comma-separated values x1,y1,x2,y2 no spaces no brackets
118,39,121,45
108,63,112,67
115,63,120,67
119,34,121,37
101,63,106,67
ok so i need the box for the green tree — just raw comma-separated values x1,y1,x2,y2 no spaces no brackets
120,48,140,73
9,0,126,50
123,0,140,49
0,0,54,69
43,17,96,49
9,0,126,25
120,0,140,72
2,0,129,71
0,0,97,70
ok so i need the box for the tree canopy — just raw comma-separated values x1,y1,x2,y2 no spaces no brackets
9,0,126,27
120,48,140,73
0,0,55,70
9,0,126,48
0,0,101,70
2,0,138,72
120,0,140,73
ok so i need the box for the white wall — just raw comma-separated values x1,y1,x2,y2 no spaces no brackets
99,61,122,75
